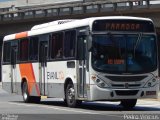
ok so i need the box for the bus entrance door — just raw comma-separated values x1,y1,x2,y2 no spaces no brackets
77,36,87,98
39,40,48,96
11,42,18,93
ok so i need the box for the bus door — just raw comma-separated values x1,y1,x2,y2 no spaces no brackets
11,41,18,93
39,35,49,96
77,36,87,98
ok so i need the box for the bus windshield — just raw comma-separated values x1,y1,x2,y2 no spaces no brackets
91,34,157,74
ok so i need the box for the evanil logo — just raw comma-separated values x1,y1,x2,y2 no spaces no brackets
47,71,64,80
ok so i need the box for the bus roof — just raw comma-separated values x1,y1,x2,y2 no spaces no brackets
31,19,78,30
3,16,153,41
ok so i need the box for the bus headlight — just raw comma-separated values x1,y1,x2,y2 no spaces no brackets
144,78,157,88
91,75,110,88
95,78,109,88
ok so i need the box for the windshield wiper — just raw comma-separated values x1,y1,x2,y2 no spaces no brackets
107,32,116,46
109,32,125,58
134,33,142,57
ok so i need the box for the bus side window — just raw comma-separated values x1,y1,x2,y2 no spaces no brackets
19,38,29,62
50,34,56,59
3,42,11,63
64,30,76,58
50,32,63,59
29,37,39,61
77,36,87,60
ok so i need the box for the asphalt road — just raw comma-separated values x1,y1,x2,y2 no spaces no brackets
0,87,160,120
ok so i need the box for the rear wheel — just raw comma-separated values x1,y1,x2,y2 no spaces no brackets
22,82,40,103
65,82,82,107
120,99,137,109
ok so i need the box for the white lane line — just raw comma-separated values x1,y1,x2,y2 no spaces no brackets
8,102,123,118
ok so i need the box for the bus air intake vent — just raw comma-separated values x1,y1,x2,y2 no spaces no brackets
115,90,139,96
106,76,147,82
111,84,141,88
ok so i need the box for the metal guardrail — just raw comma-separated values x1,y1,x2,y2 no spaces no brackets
0,0,160,22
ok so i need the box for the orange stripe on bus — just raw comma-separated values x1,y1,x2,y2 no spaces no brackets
19,63,40,96
15,32,28,39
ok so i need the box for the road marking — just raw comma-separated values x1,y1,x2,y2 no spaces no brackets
8,102,123,118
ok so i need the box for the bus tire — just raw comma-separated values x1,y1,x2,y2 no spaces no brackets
22,82,40,103
65,82,82,107
120,99,137,109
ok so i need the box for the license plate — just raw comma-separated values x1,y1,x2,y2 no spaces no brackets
146,91,156,95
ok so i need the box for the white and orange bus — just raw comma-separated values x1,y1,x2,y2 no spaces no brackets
2,16,159,109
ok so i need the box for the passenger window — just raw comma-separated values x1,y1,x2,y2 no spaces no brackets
19,38,29,61
29,37,39,61
64,30,76,58
3,42,11,63
50,32,63,59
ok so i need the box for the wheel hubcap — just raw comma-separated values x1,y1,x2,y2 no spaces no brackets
23,92,28,100
23,84,28,100
68,87,75,103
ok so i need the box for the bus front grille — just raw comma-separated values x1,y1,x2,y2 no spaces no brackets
106,76,147,82
111,84,141,88
115,90,139,96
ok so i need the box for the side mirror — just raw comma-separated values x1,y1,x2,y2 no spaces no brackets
77,27,92,51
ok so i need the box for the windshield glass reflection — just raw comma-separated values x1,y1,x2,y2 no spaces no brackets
92,34,157,74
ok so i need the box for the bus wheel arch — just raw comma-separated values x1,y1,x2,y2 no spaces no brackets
64,78,73,93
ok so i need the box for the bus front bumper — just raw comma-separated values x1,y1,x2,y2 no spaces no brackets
89,84,159,101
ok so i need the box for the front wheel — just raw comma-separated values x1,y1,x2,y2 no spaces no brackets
65,83,82,107
120,99,137,109
22,82,40,103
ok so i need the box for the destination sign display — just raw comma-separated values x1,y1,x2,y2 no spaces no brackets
92,20,155,32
